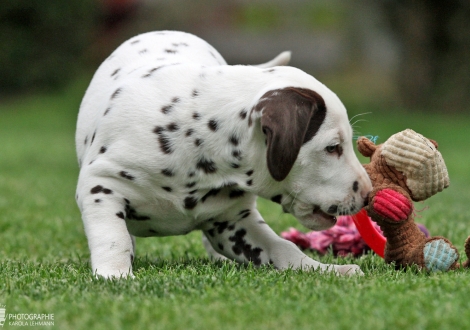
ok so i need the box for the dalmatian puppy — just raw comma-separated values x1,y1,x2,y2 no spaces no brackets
76,31,372,278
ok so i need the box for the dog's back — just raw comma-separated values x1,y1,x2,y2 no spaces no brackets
76,31,226,161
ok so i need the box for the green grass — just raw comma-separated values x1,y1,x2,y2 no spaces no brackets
1,79,470,329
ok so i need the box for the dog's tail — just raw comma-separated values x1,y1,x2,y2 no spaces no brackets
253,51,291,68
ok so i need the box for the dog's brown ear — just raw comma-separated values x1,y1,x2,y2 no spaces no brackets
259,87,326,181
357,137,377,157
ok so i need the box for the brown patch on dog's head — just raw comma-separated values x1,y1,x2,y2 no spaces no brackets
257,87,326,181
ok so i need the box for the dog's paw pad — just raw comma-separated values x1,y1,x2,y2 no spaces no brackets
423,239,458,272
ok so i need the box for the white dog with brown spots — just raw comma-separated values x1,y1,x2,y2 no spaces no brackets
76,31,372,278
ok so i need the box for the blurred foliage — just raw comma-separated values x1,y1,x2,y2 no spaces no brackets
378,0,470,112
235,2,349,32
0,0,99,95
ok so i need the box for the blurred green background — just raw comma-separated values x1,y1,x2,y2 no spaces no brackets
2,0,470,112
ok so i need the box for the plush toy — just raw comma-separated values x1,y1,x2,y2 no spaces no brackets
357,129,470,271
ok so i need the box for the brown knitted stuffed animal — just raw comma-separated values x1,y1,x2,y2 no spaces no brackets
357,129,469,271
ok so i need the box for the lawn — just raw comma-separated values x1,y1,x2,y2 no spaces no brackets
1,78,470,329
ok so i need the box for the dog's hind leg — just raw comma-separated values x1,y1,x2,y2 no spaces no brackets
77,181,135,278
202,233,228,261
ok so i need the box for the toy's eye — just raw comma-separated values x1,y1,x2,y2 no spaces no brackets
325,144,343,155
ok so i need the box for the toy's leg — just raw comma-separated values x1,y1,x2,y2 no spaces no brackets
423,238,459,272
463,236,470,268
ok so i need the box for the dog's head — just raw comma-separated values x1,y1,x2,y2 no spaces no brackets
255,85,372,230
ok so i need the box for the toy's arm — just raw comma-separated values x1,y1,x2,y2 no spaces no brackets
368,186,413,222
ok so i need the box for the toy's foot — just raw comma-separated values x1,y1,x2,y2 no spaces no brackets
423,239,459,272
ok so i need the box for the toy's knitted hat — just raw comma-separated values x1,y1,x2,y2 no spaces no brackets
381,129,450,201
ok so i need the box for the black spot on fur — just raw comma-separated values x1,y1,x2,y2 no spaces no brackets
90,185,113,195
186,129,194,137
124,203,150,221
162,168,174,177
208,119,219,132
201,188,221,202
124,198,130,205
153,126,164,135
188,171,195,178
120,171,135,180
186,182,196,188
165,49,177,54
116,212,125,219
196,158,217,174
104,108,111,116
246,170,254,176
90,185,103,194
232,150,242,160
111,88,122,99
158,134,172,154
246,180,253,186
229,135,239,146
167,123,179,131
207,229,215,237
353,181,359,192
184,196,198,209
94,199,101,203
239,209,251,219
99,146,107,154
231,163,240,169
91,132,96,145
193,112,201,120
218,243,224,251
229,189,245,199
130,39,140,44
240,110,247,120
171,97,180,103
192,90,199,97
258,220,267,225
228,224,235,231
271,195,282,204
195,139,203,147
189,189,198,194
229,229,263,265
161,105,173,114
162,186,172,192
111,68,120,77
84,136,88,145
139,49,148,54
214,221,229,234
142,67,162,78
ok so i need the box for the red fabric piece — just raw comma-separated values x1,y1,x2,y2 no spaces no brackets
373,188,412,221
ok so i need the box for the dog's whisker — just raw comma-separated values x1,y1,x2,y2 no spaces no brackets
348,112,371,124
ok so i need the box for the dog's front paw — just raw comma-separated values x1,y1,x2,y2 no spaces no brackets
94,268,134,280
333,264,364,276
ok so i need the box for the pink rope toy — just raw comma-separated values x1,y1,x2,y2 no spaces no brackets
281,209,429,257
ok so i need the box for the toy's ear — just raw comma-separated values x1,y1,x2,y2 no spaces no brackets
357,137,377,157
429,139,439,149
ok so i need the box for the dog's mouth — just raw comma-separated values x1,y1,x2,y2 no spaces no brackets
313,205,337,223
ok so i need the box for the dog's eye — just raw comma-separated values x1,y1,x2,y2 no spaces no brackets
325,144,341,154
